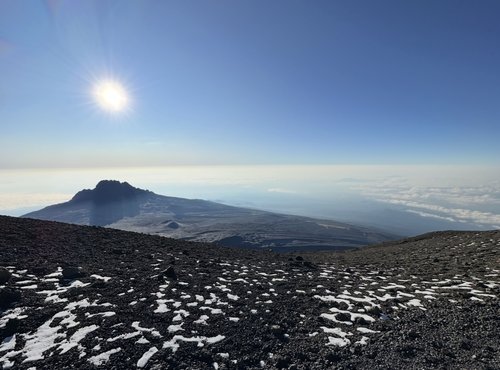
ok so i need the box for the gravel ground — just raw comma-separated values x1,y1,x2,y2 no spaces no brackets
0,216,498,369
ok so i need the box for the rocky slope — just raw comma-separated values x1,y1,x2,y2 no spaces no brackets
23,180,396,251
0,216,498,369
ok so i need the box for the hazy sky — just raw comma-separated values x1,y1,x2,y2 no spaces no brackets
1,0,499,167
1,165,499,235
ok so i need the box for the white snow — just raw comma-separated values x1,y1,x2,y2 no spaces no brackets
58,325,99,354
86,312,116,318
90,274,112,282
20,284,38,290
206,335,225,344
131,322,161,337
107,332,141,342
355,336,369,345
154,300,171,313
0,335,16,352
407,299,424,308
163,335,225,352
356,327,379,334
0,308,27,329
194,315,210,325
167,323,184,333
326,336,350,347
88,348,122,366
21,310,76,362
44,269,62,278
136,346,158,368
15,280,36,285
200,307,223,315
320,327,351,338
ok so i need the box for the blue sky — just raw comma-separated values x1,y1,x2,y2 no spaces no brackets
1,0,500,167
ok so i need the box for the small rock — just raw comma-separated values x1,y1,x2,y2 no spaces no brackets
338,302,349,311
0,288,22,309
380,313,391,321
398,344,417,358
303,261,317,269
166,221,179,229
0,267,11,284
295,256,304,261
354,317,370,326
275,355,290,369
3,318,19,337
366,306,381,316
270,325,284,336
335,312,351,322
32,266,48,275
460,339,472,350
62,266,84,279
407,329,420,340
92,280,107,289
161,266,177,280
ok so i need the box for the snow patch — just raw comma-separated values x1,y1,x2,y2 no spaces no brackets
137,346,158,368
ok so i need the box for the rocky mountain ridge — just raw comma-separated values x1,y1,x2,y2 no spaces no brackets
23,181,396,251
0,216,498,369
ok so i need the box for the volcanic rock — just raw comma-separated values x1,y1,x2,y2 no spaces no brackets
161,266,177,280
62,266,84,279
0,216,498,370
0,287,21,308
0,267,11,284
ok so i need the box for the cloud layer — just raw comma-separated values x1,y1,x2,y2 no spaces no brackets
356,180,500,229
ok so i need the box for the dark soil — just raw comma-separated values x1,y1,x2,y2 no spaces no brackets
0,216,498,369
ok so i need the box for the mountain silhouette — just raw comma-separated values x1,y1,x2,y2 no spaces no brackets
23,180,397,250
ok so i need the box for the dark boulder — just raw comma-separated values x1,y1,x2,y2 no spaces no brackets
0,288,21,309
62,266,84,279
0,267,11,284
161,266,177,280
166,221,180,229
336,312,351,322
2,318,20,337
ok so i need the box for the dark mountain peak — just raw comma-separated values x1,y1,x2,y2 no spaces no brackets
66,180,151,226
71,180,149,204
95,179,135,192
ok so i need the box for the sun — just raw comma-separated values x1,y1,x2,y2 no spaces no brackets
92,79,130,113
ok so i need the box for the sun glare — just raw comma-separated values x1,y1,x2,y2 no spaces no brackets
92,79,130,113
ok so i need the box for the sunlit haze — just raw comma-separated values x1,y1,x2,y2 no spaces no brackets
0,1,499,234
92,79,130,113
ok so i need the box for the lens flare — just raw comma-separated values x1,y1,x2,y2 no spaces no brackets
92,79,130,113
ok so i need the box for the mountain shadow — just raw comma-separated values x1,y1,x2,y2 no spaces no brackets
74,180,148,226
23,180,398,250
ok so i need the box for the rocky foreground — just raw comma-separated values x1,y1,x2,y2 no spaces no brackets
0,216,498,369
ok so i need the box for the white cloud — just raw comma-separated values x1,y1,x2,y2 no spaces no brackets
355,178,500,229
405,209,457,222
0,193,71,211
385,199,500,226
267,188,298,194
